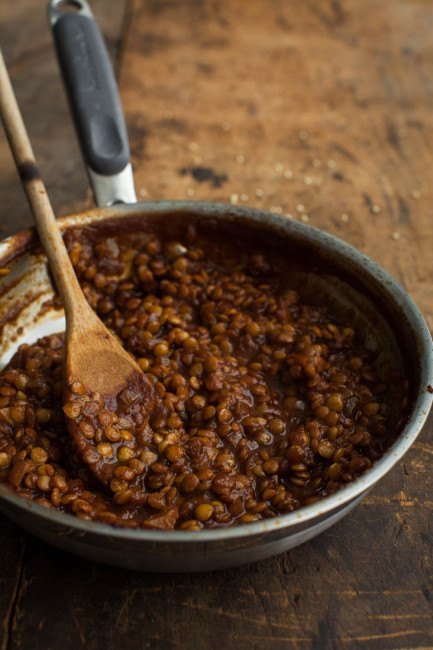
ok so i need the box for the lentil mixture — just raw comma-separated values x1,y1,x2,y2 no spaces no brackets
0,220,408,530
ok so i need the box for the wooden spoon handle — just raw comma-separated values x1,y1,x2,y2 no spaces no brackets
0,48,87,320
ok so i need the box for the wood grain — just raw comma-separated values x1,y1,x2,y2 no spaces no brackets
0,1,432,648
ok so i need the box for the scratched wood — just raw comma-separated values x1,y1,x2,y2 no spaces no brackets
0,1,432,649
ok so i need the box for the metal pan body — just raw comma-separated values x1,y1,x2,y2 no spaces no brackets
0,201,430,572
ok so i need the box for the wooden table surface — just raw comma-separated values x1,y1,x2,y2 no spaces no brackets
1,1,432,648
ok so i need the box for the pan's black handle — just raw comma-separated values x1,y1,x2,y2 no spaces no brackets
48,0,136,205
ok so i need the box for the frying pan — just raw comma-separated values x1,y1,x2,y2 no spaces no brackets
0,0,431,572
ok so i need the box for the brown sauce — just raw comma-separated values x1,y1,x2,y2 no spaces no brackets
0,219,409,530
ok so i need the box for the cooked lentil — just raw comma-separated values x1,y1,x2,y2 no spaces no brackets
0,222,409,530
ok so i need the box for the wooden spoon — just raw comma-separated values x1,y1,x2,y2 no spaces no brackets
0,49,156,497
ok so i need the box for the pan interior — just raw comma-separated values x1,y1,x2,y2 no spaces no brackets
0,203,428,551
